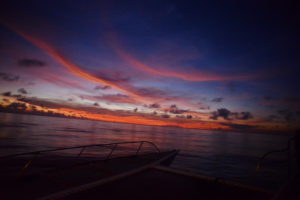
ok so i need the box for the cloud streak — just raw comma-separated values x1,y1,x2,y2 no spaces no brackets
28,68,90,92
4,24,148,102
80,94,137,104
211,97,223,103
0,72,19,82
106,32,260,82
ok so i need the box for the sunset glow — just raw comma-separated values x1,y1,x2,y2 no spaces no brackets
0,1,299,133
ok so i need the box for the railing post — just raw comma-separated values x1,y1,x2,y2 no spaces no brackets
19,152,40,176
295,131,300,177
288,144,291,180
136,141,144,156
106,144,117,160
77,147,85,158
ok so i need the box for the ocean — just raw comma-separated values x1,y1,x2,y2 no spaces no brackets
0,112,295,191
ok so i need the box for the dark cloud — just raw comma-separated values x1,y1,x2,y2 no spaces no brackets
211,108,231,120
198,105,210,110
6,102,27,110
1,91,12,97
0,72,19,81
1,91,23,98
166,104,188,114
1,96,138,118
148,103,161,109
80,94,135,104
18,88,28,94
236,112,253,120
94,85,110,90
18,58,46,67
186,115,192,119
135,87,166,98
277,109,300,122
211,108,253,120
161,114,170,118
96,72,130,83
170,105,176,109
175,114,193,119
211,97,223,103
0,101,72,119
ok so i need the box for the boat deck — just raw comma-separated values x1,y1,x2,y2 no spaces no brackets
0,141,276,200
56,167,272,200
0,151,174,199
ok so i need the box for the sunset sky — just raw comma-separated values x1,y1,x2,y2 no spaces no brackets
0,0,299,132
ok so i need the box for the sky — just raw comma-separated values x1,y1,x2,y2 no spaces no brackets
0,0,299,132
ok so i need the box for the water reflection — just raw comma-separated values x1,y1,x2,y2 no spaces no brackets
0,112,292,190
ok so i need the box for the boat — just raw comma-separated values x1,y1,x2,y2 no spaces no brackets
0,141,177,199
0,140,277,200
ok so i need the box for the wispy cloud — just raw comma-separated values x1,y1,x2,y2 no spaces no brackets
94,85,110,90
80,94,137,104
3,24,148,102
211,97,223,103
96,71,131,83
0,72,19,82
106,32,260,82
29,69,90,92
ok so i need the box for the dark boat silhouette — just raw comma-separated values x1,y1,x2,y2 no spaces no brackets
1,140,296,200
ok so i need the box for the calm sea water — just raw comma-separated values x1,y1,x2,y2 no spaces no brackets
0,113,294,191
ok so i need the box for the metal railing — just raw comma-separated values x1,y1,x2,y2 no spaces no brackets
0,141,161,176
256,137,296,180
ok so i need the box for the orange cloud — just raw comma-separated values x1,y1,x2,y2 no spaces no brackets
3,24,150,103
80,94,137,104
1,97,293,132
0,97,228,130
